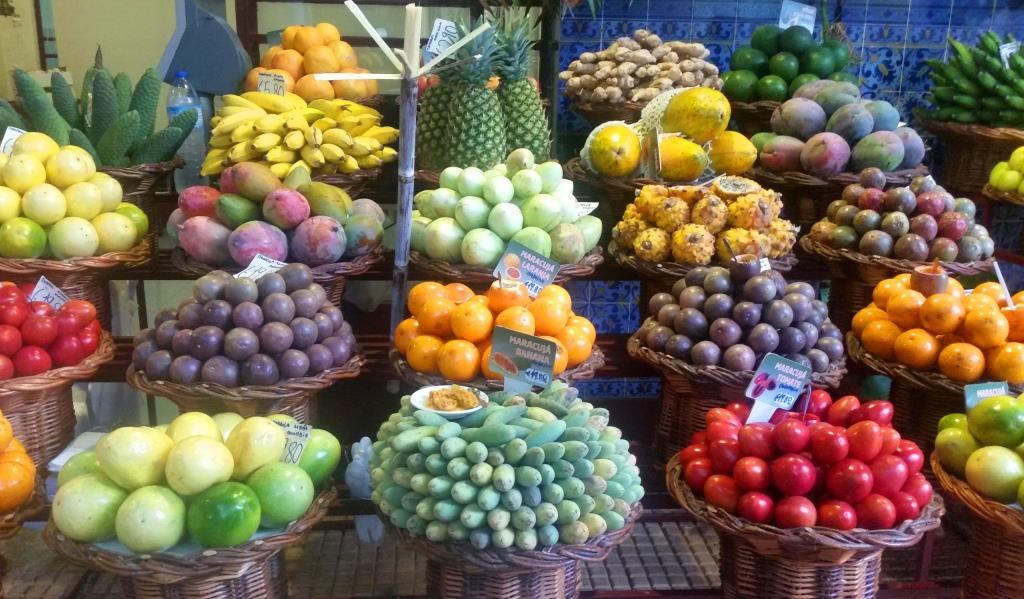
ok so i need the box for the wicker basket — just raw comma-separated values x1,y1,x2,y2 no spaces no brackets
729,100,779,137
0,478,45,597
101,158,183,200
667,455,944,599
43,486,335,599
314,167,381,198
571,100,646,127
983,184,1024,207
126,352,364,423
0,332,115,466
394,504,641,599
563,157,640,204
609,240,797,283
922,120,1024,195
409,247,604,285
390,347,605,392
931,454,1024,599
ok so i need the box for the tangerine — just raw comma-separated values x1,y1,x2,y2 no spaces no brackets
5,438,24,454
537,285,572,312
1004,307,1024,342
860,320,903,360
270,49,305,81
406,335,443,373
451,301,494,343
893,328,940,369
302,45,341,75
495,306,536,335
328,40,359,70
962,293,998,314
938,342,986,383
541,336,569,375
394,318,420,354
438,340,480,382
0,416,10,452
486,280,530,314
556,325,592,367
851,304,889,336
886,289,925,329
946,278,965,298
294,74,335,101
260,46,283,69
0,461,33,512
974,282,1008,307
962,308,1009,349
872,278,908,310
315,22,342,44
530,296,570,336
282,25,301,49
0,449,34,474
937,333,965,349
567,315,597,346
919,293,965,335
408,282,446,316
1013,289,1024,306
444,283,475,304
480,343,501,379
417,296,455,337
293,26,324,54
986,342,1024,384
893,273,912,287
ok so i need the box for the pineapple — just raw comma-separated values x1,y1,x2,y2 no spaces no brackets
716,228,770,262
495,8,550,160
446,18,507,168
416,70,455,169
653,197,690,233
635,184,667,222
671,224,716,265
612,218,648,249
691,194,728,234
634,228,671,262
767,219,798,258
727,193,773,229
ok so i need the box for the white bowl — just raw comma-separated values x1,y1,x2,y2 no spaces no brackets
410,385,488,419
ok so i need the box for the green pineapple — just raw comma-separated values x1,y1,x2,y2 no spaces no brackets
495,8,550,161
416,66,454,170
445,18,506,168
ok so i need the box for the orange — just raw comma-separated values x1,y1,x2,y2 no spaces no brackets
5,437,24,454
0,461,33,513
893,328,939,369
438,340,480,382
919,293,965,335
329,40,359,70
266,69,296,92
467,295,490,309
529,296,570,336
451,301,494,343
962,308,1009,349
315,22,342,44
243,67,266,92
408,282,446,316
495,306,536,335
938,342,986,383
417,296,456,337
293,26,324,54
0,449,34,473
541,336,569,375
362,69,379,96
444,283,475,304
872,278,908,310
860,320,903,360
851,304,889,336
406,335,443,373
1013,289,1024,306
282,25,301,50
260,45,283,69
0,416,11,452
270,49,305,81
394,318,420,355
894,273,912,287
294,74,335,101
487,280,530,314
556,325,592,367
567,315,597,346
886,289,925,329
974,282,1008,307
937,333,966,349
537,285,572,312
331,68,369,99
987,342,1024,384
480,343,501,379
1005,307,1024,342
302,45,341,74
963,293,998,314
946,278,965,298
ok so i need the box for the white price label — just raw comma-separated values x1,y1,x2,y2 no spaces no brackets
276,420,312,464
779,0,816,31
29,276,70,309
759,257,772,272
0,126,26,155
424,19,459,60
256,71,287,96
234,253,286,280
577,202,599,218
1000,42,1021,68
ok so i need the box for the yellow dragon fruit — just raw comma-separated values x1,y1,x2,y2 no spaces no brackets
727,193,774,229
710,175,762,202
634,228,671,262
621,203,640,221
612,218,649,250
653,196,691,233
635,184,668,223
690,194,728,234
671,224,716,265
715,227,770,261
767,218,798,258
666,185,704,205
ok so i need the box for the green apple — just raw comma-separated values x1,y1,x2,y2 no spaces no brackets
96,427,174,490
187,482,261,548
52,473,128,542
165,412,221,443
165,435,234,496
226,417,286,480
115,485,186,553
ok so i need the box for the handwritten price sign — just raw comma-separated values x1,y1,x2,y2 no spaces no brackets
29,276,70,310
235,254,287,281
275,420,312,464
424,18,459,59
257,71,287,96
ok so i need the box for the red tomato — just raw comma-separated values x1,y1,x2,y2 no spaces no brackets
703,474,741,513
82,319,101,337
902,473,933,507
61,300,97,328
0,324,21,356
690,431,707,446
13,346,51,376
878,427,901,456
28,301,53,317
77,330,99,355
738,423,776,460
894,440,925,475
0,302,28,328
807,420,832,435
773,419,810,453
810,425,849,464
770,454,817,496
708,439,742,474
733,456,770,491
684,458,713,492
679,444,707,466
855,494,897,529
891,491,921,522
706,421,740,442
706,407,742,428
827,395,861,427
790,411,821,425
55,312,81,337
826,458,875,503
725,402,751,422
17,283,35,297
774,496,817,528
850,400,895,426
0,286,23,304
795,389,833,417
736,491,774,523
20,315,57,347
49,335,84,367
847,420,883,462
0,355,13,379
869,455,909,497
817,499,857,530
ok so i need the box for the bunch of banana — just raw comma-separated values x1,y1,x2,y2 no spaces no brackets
201,92,400,177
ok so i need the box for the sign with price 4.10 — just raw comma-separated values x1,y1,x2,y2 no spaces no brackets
489,326,557,394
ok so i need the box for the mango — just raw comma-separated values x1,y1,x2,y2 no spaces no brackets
851,131,905,172
227,220,288,266
812,82,860,117
232,162,282,202
894,126,925,169
759,135,805,172
215,194,260,229
343,213,383,257
291,215,346,266
262,188,310,230
178,216,232,265
299,181,352,225
826,103,874,144
800,132,851,177
864,100,900,132
770,98,826,140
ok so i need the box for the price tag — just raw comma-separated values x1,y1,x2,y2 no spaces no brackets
256,71,287,96
1000,42,1021,68
577,202,599,218
424,18,459,60
275,420,312,464
778,0,816,31
235,253,286,281
759,257,771,272
29,275,70,310
490,326,557,394
0,126,26,155
965,381,1009,411
744,353,812,423
493,241,559,298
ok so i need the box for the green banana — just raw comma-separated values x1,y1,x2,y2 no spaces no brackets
948,37,977,77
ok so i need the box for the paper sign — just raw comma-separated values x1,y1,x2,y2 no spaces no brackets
493,241,559,298
424,18,459,61
779,0,816,31
965,381,1009,411
275,420,312,464
490,326,557,393
759,257,771,272
577,202,599,218
256,71,287,96
0,126,26,155
29,275,70,310
235,253,286,281
1000,42,1021,68
745,353,812,423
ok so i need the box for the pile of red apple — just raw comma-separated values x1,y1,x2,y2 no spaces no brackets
678,391,933,530
0,283,101,379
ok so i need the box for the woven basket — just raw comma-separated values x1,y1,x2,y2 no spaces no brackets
314,167,381,198
667,455,944,599
983,184,1024,207
0,332,115,466
563,157,640,204
571,100,645,127
931,454,1024,599
101,158,183,199
409,247,604,285
0,478,45,598
922,120,1024,195
729,100,778,137
390,347,605,392
126,352,364,423
43,486,335,599
169,245,385,286
394,504,641,599
609,240,797,283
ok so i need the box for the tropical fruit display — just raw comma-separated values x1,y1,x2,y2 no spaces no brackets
722,25,856,103
201,93,397,178
0,286,101,378
753,81,926,177
987,145,1024,195
412,148,600,267
935,395,1024,503
131,263,356,387
611,177,796,264
920,32,1024,127
678,393,934,529
559,30,722,105
51,411,340,551
370,381,643,548
0,409,36,514
396,281,597,382
852,276,1024,385
0,132,145,259
806,170,993,262
173,162,384,268
7,64,195,167
243,22,378,102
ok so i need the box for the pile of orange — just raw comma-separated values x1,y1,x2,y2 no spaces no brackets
242,22,379,102
0,409,35,514
395,281,598,382
853,276,1024,384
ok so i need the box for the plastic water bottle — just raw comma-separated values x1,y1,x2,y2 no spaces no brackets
166,70,205,188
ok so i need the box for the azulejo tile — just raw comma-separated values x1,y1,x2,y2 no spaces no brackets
648,0,694,20
691,20,736,42
693,0,738,19
907,25,949,45
590,280,640,302
864,23,908,44
561,18,602,41
625,378,663,398
703,43,733,68
948,6,996,27
737,0,785,21
901,47,944,92
907,3,954,25
857,45,904,92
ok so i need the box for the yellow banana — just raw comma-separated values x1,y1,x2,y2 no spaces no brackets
353,136,382,152
255,114,285,134
313,117,338,132
284,92,308,110
347,138,375,157
374,147,398,162
281,108,325,125
288,160,313,178
209,134,232,149
322,128,354,148
333,99,381,118
304,126,324,148
285,114,311,132
320,143,346,162
211,110,265,136
228,140,260,163
210,115,222,127
266,147,298,163
220,105,265,118
320,163,338,175
204,148,228,162
252,133,282,153
337,155,360,173
230,122,257,143
201,158,226,176
363,125,400,145
270,162,291,178
299,145,326,168
283,130,306,151
356,154,382,169
339,113,381,136
222,94,262,110
309,99,338,115
241,91,295,114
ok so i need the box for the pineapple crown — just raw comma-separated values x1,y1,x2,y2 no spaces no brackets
494,7,537,82
448,16,500,87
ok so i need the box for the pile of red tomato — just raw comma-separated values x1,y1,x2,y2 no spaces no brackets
0,283,100,379
678,391,934,530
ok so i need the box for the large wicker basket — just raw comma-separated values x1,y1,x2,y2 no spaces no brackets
43,486,335,599
314,167,381,198
563,157,642,204
101,158,183,200
571,100,645,127
729,100,778,137
922,120,1024,195
609,240,797,283
0,332,115,466
389,347,605,391
0,478,45,597
667,455,944,599
409,247,604,285
127,352,364,423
